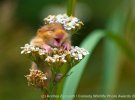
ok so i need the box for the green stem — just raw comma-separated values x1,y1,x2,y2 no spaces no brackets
56,63,70,100
48,67,57,100
41,91,48,100
67,0,77,16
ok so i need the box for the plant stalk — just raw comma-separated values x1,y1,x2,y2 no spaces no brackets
67,0,77,16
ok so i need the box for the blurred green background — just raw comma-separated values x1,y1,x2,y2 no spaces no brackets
0,0,135,100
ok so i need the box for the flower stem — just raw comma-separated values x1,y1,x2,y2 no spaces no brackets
67,0,77,16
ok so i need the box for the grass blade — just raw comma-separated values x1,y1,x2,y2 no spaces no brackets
107,32,135,62
101,1,129,94
101,36,120,94
62,30,105,100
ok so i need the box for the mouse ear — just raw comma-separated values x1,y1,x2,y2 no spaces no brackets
37,25,49,33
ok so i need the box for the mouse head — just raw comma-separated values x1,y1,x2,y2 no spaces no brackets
37,23,69,47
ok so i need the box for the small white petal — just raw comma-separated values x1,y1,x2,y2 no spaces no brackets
51,59,55,63
78,54,83,59
42,76,47,80
62,59,67,63
21,50,25,54
75,57,79,60
71,53,76,57
27,51,31,53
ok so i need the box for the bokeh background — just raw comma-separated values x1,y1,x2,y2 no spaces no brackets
0,0,135,100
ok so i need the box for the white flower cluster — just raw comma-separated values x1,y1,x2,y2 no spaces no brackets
21,44,47,55
44,14,83,31
70,46,89,60
21,44,89,65
45,54,67,63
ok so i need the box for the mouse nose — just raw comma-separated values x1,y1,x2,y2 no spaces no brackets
56,29,65,38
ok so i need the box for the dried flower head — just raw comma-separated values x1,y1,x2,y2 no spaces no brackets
25,69,48,89
44,14,83,32
21,44,89,67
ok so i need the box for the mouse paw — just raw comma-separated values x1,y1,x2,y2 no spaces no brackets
63,42,71,50
43,44,52,53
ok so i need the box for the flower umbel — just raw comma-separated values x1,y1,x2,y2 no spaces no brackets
44,14,83,32
21,44,89,67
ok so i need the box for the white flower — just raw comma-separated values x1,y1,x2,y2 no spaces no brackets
72,17,78,22
41,76,47,80
66,22,75,29
27,50,31,53
38,49,46,55
78,54,83,60
53,48,58,51
71,52,76,57
53,54,60,59
61,57,67,63
21,50,25,54
75,57,79,60
82,50,89,55
31,47,35,51
44,15,55,22
45,56,55,63
66,27,72,30
35,47,40,51
43,14,83,31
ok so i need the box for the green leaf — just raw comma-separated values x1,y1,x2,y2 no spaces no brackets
101,32,135,94
107,32,135,62
62,30,105,100
101,35,120,94
101,1,129,94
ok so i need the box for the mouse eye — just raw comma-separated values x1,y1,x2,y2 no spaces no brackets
50,28,55,32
